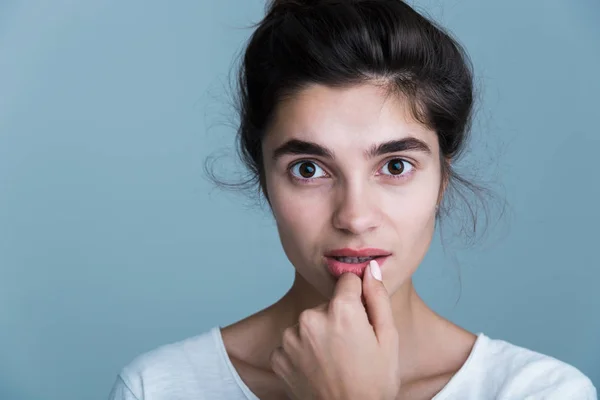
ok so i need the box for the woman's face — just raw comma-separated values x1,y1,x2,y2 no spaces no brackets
262,83,443,298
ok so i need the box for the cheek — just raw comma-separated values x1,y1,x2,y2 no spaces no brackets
268,181,328,256
389,208,436,261
381,176,438,222
266,168,329,228
380,182,439,263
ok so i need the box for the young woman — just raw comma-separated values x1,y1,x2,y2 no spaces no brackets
109,1,596,399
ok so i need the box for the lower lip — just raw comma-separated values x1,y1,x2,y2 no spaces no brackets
325,256,390,279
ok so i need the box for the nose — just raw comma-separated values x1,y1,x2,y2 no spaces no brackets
331,182,381,235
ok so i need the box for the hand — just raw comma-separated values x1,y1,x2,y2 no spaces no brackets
270,260,401,400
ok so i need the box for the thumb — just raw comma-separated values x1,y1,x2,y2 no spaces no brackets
363,260,395,341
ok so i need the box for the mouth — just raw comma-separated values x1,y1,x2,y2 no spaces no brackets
324,248,391,278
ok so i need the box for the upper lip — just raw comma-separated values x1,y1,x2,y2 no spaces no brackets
324,248,391,257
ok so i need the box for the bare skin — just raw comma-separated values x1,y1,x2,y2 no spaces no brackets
221,83,477,399
222,275,475,399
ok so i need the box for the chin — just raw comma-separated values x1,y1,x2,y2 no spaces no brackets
291,266,337,300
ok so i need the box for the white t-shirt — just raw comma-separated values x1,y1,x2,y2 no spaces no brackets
108,327,597,399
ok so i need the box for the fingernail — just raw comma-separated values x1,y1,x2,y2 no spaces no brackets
369,259,382,281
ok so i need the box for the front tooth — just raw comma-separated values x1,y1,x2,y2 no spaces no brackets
338,256,373,263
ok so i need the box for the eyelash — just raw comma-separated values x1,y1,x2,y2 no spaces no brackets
287,158,416,184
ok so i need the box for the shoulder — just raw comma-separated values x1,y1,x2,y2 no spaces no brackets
469,334,596,399
121,328,218,392
109,327,242,400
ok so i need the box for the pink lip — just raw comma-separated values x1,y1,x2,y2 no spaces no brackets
324,248,391,279
324,248,391,257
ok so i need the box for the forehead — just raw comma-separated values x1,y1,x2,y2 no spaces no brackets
265,83,438,151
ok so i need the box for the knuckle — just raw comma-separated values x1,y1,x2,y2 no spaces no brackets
269,347,281,363
269,347,285,374
298,309,318,328
329,296,354,314
281,326,297,350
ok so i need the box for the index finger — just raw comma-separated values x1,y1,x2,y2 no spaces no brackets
331,272,363,303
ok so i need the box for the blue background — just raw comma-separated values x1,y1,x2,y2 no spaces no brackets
1,1,598,399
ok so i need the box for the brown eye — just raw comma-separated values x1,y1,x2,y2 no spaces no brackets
299,162,315,177
387,159,405,175
290,161,325,180
381,158,413,177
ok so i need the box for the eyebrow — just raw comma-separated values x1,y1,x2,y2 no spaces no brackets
271,137,432,161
